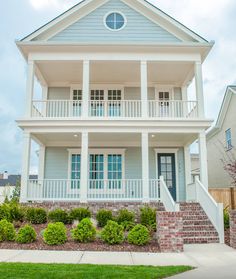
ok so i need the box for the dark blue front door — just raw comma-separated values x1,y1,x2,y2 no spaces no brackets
158,153,177,201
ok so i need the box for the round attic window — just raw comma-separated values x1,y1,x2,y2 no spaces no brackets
105,12,126,31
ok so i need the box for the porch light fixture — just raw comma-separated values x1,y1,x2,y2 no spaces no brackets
74,134,78,138
151,135,155,138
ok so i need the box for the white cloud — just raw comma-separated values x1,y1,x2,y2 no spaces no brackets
29,0,78,11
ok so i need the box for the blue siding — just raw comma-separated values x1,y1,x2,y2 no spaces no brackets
50,0,180,43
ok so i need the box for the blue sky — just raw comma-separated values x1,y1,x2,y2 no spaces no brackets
0,0,235,174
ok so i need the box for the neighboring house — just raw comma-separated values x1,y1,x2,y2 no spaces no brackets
207,86,236,188
15,0,217,206
0,172,38,203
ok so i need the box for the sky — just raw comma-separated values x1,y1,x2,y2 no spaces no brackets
0,0,235,174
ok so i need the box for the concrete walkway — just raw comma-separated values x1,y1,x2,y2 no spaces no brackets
0,244,235,278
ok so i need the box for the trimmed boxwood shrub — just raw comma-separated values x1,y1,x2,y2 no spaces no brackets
71,218,96,243
224,208,230,229
96,209,113,227
101,220,124,245
43,222,67,245
26,208,47,224
127,224,150,246
0,204,11,222
120,221,135,231
0,219,16,242
140,207,156,231
16,225,37,244
116,209,135,224
48,209,71,224
9,203,25,222
70,208,91,222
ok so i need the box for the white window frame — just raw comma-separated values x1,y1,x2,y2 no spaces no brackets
155,85,174,101
103,11,127,32
225,128,233,151
154,148,179,202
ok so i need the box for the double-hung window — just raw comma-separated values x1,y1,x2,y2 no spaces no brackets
226,129,232,150
70,154,81,189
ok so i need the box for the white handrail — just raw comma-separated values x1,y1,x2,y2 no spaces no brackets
159,176,179,212
190,178,224,244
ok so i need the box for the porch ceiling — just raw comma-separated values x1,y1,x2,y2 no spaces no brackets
36,60,194,86
33,132,197,147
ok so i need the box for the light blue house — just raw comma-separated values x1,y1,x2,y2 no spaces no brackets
16,0,224,243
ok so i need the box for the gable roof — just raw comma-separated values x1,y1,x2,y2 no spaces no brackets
207,86,236,140
20,0,209,43
0,175,38,187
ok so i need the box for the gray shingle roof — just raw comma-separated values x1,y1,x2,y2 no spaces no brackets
0,175,38,187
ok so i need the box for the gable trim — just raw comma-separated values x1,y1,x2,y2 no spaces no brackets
21,0,209,43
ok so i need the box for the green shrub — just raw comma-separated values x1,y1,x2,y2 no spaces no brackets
120,221,135,231
71,218,96,243
43,222,67,245
70,208,91,222
96,209,113,227
0,204,11,221
0,219,16,242
116,209,135,224
127,224,150,246
48,209,71,224
26,208,47,224
16,225,37,244
9,203,25,222
224,208,230,229
140,207,156,231
101,220,124,245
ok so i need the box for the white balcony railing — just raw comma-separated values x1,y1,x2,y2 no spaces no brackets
27,179,161,202
149,100,198,118
31,100,198,119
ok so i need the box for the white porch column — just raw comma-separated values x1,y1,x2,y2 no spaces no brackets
80,132,89,203
26,61,35,117
38,145,45,181
82,60,90,118
142,132,149,203
141,61,148,118
181,85,188,117
20,132,31,203
42,85,48,116
198,131,209,189
195,62,205,118
184,145,192,196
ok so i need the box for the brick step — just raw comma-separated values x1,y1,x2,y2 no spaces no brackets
184,237,219,244
183,225,216,232
180,206,203,211
183,220,213,226
182,215,209,221
182,211,207,217
183,231,218,238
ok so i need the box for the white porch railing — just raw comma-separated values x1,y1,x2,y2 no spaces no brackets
27,179,161,202
89,100,142,118
149,100,198,118
159,176,179,212
187,178,224,244
32,100,82,118
31,100,198,119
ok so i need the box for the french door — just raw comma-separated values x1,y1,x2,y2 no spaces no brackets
157,153,177,201
158,91,170,117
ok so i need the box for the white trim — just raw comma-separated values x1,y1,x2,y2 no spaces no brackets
103,11,127,32
154,148,179,202
155,85,174,100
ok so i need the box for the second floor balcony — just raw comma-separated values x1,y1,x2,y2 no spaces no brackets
32,99,198,119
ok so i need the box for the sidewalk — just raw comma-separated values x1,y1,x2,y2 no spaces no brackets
0,244,236,278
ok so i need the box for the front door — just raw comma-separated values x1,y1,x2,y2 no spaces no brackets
157,153,177,201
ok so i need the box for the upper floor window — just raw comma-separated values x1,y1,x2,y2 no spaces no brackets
105,12,126,31
226,128,232,150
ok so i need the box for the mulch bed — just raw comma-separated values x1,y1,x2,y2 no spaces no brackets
0,223,160,253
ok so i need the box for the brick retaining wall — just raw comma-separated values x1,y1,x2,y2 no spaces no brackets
156,211,184,253
230,210,236,249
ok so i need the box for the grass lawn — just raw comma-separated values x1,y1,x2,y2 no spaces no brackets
0,263,192,279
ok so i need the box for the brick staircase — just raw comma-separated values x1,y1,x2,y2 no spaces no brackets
180,202,220,244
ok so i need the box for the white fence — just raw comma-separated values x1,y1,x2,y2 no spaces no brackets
187,178,224,244
32,100,198,119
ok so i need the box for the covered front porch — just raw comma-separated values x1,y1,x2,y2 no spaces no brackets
21,131,208,204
